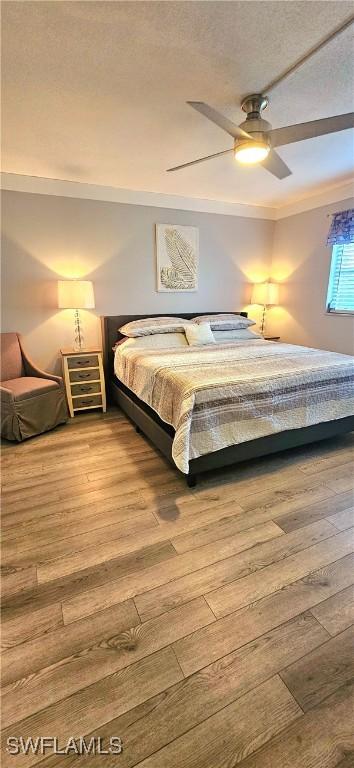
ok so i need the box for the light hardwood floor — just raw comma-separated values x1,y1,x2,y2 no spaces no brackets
1,409,354,768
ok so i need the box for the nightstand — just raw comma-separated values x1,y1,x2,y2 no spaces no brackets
61,348,106,418
264,336,280,341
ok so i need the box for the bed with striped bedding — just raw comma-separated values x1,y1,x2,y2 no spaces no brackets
114,339,354,474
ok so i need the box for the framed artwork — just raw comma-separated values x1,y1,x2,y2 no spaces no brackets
156,224,199,292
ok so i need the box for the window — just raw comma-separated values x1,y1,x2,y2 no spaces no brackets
326,243,354,314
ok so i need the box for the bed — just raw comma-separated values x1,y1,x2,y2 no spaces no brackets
101,313,354,486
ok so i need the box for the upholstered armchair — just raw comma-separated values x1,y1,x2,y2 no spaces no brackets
1,333,68,441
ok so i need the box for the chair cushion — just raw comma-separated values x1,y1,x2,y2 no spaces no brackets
0,334,24,380
1,377,59,401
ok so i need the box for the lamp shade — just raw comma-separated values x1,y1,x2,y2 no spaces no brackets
58,280,95,309
251,281,279,306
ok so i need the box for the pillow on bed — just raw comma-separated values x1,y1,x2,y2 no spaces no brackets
185,322,215,346
119,316,191,337
116,333,188,349
194,313,256,330
213,329,262,341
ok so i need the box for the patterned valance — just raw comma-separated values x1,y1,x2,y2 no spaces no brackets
327,208,354,245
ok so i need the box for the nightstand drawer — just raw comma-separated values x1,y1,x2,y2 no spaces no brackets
73,394,102,410
71,381,101,396
67,354,99,369
69,368,99,383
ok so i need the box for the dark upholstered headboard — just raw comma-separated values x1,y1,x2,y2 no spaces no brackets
101,312,248,378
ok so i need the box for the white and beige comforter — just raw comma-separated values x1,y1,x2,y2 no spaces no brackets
114,339,354,473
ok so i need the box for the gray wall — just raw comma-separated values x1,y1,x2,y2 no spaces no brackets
2,189,352,375
1,190,274,371
268,197,354,355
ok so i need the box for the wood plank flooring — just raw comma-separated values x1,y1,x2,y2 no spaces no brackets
1,410,354,768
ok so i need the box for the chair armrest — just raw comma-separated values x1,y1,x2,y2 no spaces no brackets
19,335,64,387
0,384,14,402
24,362,63,386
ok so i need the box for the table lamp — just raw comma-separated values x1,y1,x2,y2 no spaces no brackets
251,281,279,335
58,280,95,351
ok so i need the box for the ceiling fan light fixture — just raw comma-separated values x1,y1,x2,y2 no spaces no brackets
234,139,270,165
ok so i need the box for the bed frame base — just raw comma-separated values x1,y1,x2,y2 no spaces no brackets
110,378,354,487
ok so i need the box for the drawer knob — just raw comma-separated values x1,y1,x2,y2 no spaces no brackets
78,360,91,366
78,373,91,379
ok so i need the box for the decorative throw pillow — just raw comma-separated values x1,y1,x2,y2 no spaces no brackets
194,313,255,330
119,317,191,337
185,322,215,346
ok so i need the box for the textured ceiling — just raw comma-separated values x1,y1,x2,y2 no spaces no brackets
2,1,354,207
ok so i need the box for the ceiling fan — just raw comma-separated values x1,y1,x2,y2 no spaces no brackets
167,96,354,179
167,16,354,179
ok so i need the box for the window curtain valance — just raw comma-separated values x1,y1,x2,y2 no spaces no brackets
327,208,354,245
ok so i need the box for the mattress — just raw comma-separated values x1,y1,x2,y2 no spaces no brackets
114,339,354,473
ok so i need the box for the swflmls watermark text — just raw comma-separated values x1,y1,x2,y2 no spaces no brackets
6,736,123,756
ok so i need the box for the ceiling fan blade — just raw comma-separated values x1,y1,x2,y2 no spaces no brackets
261,150,292,179
270,112,354,148
166,148,233,172
187,101,252,140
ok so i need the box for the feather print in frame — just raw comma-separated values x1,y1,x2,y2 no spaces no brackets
156,224,198,291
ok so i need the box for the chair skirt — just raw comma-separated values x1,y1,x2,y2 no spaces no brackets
1,388,68,441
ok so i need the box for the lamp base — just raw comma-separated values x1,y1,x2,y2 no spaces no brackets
73,309,85,352
260,304,267,336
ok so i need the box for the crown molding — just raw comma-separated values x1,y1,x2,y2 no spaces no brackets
0,173,276,220
1,172,352,222
274,180,354,220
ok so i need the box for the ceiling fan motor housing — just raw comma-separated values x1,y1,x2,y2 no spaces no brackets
235,120,272,153
236,94,272,152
